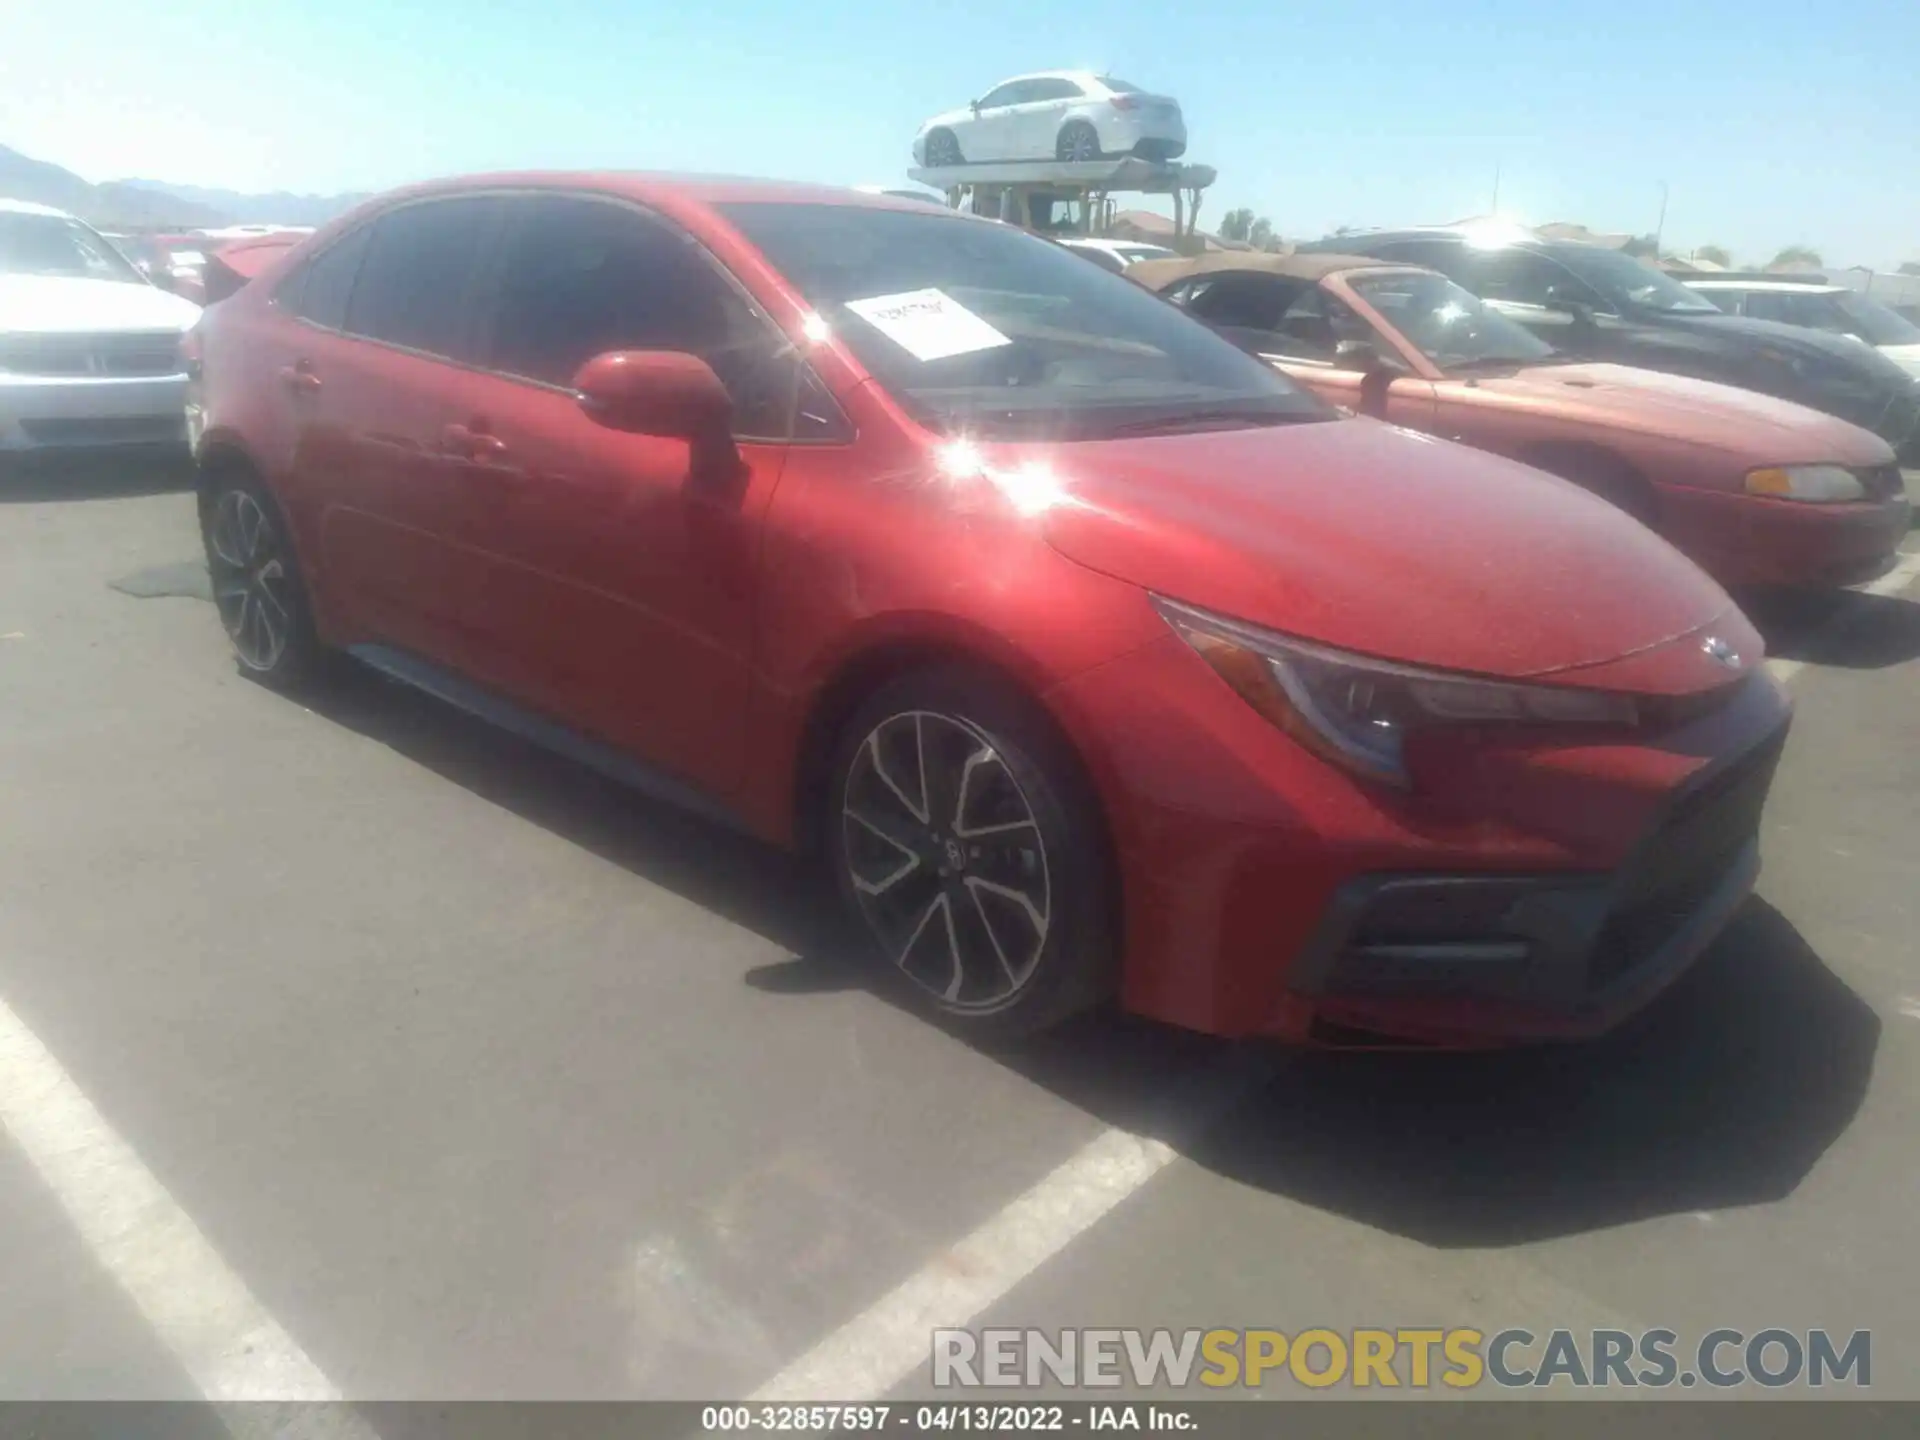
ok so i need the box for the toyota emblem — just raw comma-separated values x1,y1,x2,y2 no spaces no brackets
1701,636,1742,669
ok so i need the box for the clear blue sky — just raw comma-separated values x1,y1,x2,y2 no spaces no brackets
2,0,1915,269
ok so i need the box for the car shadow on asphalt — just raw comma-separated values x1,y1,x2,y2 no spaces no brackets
0,449,196,503
286,663,1880,1252
1744,587,1920,669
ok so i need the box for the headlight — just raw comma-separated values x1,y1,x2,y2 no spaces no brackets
1744,465,1868,502
1154,597,1638,787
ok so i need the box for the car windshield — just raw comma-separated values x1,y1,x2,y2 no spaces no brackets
1349,270,1557,369
719,202,1331,440
1833,290,1920,345
1546,245,1723,314
0,212,146,284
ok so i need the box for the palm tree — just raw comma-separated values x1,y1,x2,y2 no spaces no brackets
1696,244,1732,267
1769,245,1823,269
1218,208,1255,243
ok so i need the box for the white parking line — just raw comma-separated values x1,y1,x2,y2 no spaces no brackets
0,992,350,1406
1767,549,1920,680
749,1047,1273,1401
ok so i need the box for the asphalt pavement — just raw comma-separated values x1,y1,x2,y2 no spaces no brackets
1,457,1917,1410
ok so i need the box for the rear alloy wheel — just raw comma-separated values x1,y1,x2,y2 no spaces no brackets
828,671,1113,1040
1056,122,1101,163
202,477,326,687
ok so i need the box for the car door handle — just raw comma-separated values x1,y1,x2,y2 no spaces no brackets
278,364,321,394
441,422,509,460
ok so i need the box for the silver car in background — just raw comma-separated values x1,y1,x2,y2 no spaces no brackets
913,71,1186,167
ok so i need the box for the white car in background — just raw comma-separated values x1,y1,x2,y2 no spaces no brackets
1684,278,1920,379
0,199,201,454
912,71,1187,168
1056,237,1180,274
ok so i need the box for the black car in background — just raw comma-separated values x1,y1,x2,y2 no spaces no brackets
1299,228,1920,463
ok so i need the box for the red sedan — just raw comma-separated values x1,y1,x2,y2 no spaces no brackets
187,175,1791,1047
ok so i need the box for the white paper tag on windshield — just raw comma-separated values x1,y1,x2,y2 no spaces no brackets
844,288,1011,362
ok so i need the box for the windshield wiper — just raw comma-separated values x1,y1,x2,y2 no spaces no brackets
1096,406,1323,438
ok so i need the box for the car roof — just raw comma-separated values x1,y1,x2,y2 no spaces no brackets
1684,279,1845,294
992,69,1108,86
0,197,77,219
361,171,972,217
1129,251,1407,289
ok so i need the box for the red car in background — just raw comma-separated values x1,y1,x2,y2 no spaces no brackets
186,175,1790,1048
1135,253,1911,590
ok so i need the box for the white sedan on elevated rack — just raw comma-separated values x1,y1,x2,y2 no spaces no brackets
0,199,201,455
912,71,1187,168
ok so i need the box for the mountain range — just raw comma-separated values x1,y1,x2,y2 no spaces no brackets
0,143,364,230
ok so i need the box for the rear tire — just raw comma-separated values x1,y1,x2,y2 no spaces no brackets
825,665,1116,1043
198,468,330,690
1056,122,1102,163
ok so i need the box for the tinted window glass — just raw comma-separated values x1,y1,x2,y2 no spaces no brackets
346,198,501,358
1029,78,1081,101
1349,271,1556,368
979,83,1022,108
1474,249,1586,307
483,195,810,440
720,201,1330,441
1694,287,1745,315
289,226,370,330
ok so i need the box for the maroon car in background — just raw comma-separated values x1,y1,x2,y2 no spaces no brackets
1135,253,1910,590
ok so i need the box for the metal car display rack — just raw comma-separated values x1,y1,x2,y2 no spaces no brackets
904,157,1218,247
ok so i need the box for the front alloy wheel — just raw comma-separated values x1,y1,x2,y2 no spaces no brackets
208,489,295,671
842,711,1052,1013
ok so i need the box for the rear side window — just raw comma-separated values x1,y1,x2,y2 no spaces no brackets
289,226,370,330
1698,288,1746,315
346,197,502,360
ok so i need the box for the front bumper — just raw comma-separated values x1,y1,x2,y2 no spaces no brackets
1045,629,1793,1047
1288,722,1784,1047
0,374,190,452
1657,484,1910,589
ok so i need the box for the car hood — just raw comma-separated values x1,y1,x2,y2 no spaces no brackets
1031,418,1744,687
1657,308,1914,386
1876,342,1920,378
1459,362,1893,465
0,274,202,332
917,105,974,135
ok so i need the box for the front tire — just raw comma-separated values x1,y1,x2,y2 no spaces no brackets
826,666,1115,1042
924,129,964,167
199,470,328,689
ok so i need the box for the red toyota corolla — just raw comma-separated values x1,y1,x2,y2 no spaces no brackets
187,174,1792,1047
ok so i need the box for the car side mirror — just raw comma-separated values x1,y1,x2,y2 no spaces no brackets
573,350,745,495
573,350,733,439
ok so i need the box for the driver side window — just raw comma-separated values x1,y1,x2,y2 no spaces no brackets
1473,251,1611,318
480,195,849,443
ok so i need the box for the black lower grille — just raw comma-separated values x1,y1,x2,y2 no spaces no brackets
1586,726,1785,990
